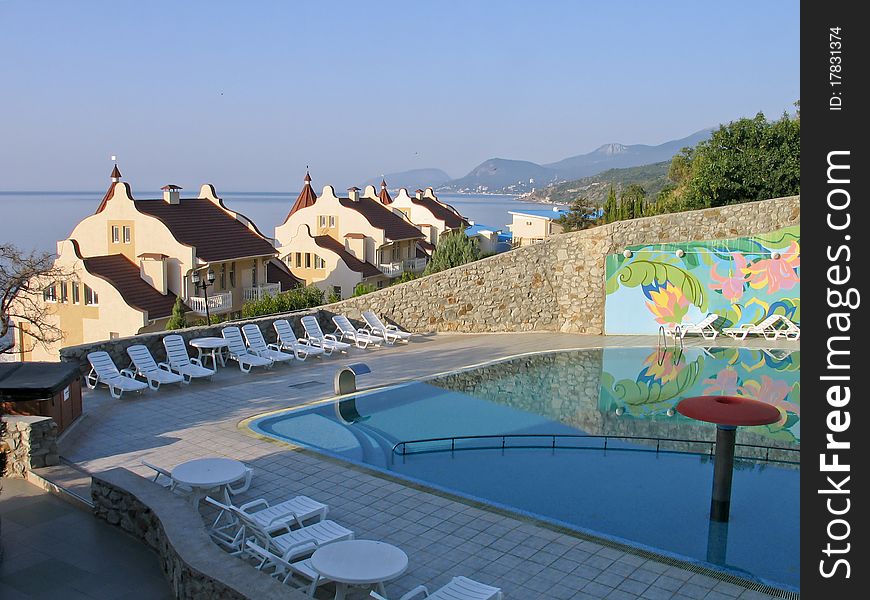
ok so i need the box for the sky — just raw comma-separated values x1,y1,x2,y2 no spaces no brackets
0,0,800,192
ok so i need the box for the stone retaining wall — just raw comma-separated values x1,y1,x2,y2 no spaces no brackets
0,415,59,477
91,468,307,600
59,196,799,373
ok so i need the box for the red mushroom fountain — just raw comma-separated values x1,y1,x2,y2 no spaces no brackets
676,395,781,522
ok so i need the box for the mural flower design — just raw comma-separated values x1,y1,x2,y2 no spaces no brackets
703,367,741,396
639,349,685,385
709,254,748,302
643,281,690,324
744,241,801,294
740,376,799,428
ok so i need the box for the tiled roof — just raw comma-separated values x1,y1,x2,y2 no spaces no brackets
82,254,179,320
378,181,393,205
284,174,318,222
343,233,366,239
313,235,381,278
135,197,276,262
337,196,423,241
411,196,468,229
266,259,302,290
418,240,436,253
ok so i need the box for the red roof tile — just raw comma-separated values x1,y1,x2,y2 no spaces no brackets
284,175,318,222
82,254,179,319
135,197,276,262
266,259,302,290
411,196,468,229
337,196,423,242
378,181,393,205
313,236,381,278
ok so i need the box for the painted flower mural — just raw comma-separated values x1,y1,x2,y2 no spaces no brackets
604,226,800,334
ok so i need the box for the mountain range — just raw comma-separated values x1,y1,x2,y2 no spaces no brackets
523,161,672,206
362,168,452,192
371,129,711,195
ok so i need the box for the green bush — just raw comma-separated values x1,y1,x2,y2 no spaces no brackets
423,231,480,276
241,285,325,318
352,283,377,297
391,271,419,285
166,296,187,330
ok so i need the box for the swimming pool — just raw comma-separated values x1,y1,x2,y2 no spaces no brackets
249,346,800,590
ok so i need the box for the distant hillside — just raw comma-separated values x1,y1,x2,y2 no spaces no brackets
438,129,710,194
525,161,671,206
363,168,452,191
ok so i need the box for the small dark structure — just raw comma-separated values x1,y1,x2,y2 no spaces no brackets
333,363,371,396
0,362,83,434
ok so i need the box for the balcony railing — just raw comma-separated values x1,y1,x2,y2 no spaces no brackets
379,262,404,277
187,291,233,315
403,257,427,272
243,283,281,301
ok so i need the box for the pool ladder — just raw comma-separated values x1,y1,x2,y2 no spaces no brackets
658,325,684,366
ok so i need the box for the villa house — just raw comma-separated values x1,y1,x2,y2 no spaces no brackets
506,206,569,247
21,166,297,361
379,184,468,247
275,174,427,299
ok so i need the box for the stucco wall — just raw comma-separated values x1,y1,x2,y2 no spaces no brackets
326,196,799,334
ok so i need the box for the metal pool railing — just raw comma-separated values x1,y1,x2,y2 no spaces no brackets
391,433,800,465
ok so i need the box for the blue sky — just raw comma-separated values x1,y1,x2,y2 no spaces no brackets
0,0,799,191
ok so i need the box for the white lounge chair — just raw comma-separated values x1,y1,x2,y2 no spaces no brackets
370,576,503,600
722,315,789,340
126,344,185,390
362,310,412,344
332,314,383,349
140,460,196,497
242,323,295,365
246,540,328,597
206,493,329,553
162,334,215,383
222,327,274,372
273,319,325,360
665,313,722,340
300,315,352,355
775,316,801,340
85,351,149,398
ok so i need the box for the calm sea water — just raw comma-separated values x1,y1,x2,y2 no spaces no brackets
0,191,551,253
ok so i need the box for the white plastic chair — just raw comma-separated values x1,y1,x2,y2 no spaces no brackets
222,326,273,372
242,324,295,365
300,315,352,355
273,319,325,360
162,334,215,382
362,310,412,344
332,314,383,349
126,344,185,390
370,576,503,600
245,540,328,597
85,351,149,398
722,315,789,340
665,313,721,340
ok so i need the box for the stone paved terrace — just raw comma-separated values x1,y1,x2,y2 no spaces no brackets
57,332,799,600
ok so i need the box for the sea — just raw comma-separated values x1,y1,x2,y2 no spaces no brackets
0,191,554,253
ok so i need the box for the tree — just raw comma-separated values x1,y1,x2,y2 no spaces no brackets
165,296,187,330
555,197,600,232
602,186,618,223
423,231,480,276
1,244,73,356
674,111,800,209
352,283,377,297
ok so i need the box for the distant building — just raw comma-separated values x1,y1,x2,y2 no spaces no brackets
506,206,569,247
387,186,469,246
465,222,511,255
275,174,428,299
20,166,296,361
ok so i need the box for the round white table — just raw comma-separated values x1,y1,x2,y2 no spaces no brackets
170,457,247,509
311,540,408,600
189,337,229,369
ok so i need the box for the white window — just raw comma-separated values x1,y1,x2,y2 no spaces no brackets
319,215,327,228
84,284,98,306
59,281,68,303
332,286,341,298
295,253,302,268
111,226,120,243
304,253,311,269
123,226,131,243
251,261,258,286
314,255,325,269
72,282,80,304
109,332,119,340
219,264,226,289
43,285,57,303
229,262,236,288
329,216,336,228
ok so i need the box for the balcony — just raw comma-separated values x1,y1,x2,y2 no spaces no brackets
403,257,427,272
379,262,404,277
187,291,233,316
243,283,281,301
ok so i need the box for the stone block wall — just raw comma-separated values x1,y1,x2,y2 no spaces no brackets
91,468,306,600
0,415,59,477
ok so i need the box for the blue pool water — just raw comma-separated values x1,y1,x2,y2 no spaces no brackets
250,347,800,590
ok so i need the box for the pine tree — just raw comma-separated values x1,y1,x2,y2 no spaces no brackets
423,231,480,276
166,296,187,330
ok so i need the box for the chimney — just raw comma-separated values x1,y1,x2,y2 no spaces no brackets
415,189,424,200
348,186,361,202
162,184,182,204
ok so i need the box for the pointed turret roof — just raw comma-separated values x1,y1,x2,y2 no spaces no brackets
283,171,318,222
378,178,393,205
96,164,122,213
